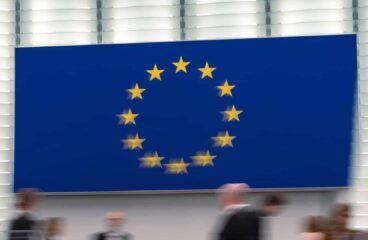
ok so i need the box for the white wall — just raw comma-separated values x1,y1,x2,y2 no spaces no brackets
37,190,348,240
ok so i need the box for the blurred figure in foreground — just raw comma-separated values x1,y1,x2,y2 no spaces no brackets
9,189,39,240
45,218,65,240
330,204,354,240
258,195,285,240
259,195,284,217
298,216,326,240
215,183,259,240
94,212,133,240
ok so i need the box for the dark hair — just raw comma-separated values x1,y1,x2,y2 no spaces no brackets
263,195,285,206
331,203,350,220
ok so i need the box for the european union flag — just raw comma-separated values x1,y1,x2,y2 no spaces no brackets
15,35,357,192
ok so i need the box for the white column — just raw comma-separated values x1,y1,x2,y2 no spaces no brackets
351,0,368,230
0,0,15,236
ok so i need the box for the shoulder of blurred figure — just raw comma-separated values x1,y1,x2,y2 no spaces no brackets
232,206,259,220
236,205,258,215
9,213,36,229
238,205,261,217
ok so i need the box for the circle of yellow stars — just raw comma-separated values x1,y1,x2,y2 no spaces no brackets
116,56,243,174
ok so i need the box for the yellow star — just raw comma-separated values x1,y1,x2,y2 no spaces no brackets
191,150,217,167
172,56,190,73
198,62,216,79
222,105,243,122
122,134,145,150
147,64,164,81
217,80,235,97
116,109,139,125
127,83,145,100
212,131,236,147
138,152,164,168
164,158,190,174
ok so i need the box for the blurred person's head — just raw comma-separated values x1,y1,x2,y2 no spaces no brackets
260,194,285,216
17,188,39,211
303,216,323,233
331,204,350,230
45,218,64,237
217,183,249,209
106,212,126,232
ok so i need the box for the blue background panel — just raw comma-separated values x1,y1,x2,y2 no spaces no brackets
15,35,357,192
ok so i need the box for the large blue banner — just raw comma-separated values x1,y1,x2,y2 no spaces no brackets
15,35,357,192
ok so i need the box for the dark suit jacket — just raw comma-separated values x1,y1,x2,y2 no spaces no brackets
218,207,259,240
8,213,36,240
94,232,133,240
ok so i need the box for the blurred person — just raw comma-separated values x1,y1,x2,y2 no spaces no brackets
330,204,354,240
44,218,65,240
258,195,284,217
317,217,334,240
94,212,133,240
9,188,40,240
215,183,259,240
298,216,326,240
257,194,285,240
